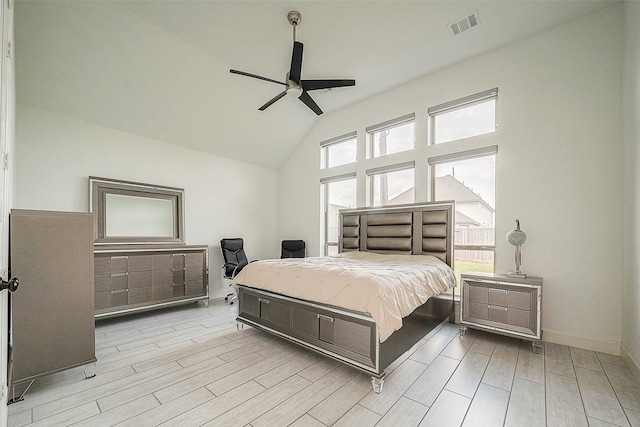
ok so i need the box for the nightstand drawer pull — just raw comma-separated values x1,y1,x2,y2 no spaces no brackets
489,288,507,293
488,305,507,311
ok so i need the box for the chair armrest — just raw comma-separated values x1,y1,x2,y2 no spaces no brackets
222,262,241,278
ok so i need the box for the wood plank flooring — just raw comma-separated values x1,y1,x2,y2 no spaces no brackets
7,300,640,427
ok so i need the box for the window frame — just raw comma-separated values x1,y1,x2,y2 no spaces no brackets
428,146,498,274
320,131,357,169
428,88,498,145
366,161,415,207
366,113,415,159
320,172,357,255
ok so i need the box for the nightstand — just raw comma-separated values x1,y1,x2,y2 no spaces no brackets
459,272,543,353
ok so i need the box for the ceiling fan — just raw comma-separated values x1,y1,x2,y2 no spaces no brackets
230,10,355,116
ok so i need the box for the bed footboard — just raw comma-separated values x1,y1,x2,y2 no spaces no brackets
236,285,451,393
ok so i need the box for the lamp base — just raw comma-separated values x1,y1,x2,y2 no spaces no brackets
507,271,527,279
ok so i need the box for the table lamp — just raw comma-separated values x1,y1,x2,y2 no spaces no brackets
506,219,527,278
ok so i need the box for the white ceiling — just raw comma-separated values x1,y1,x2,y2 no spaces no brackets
15,1,613,170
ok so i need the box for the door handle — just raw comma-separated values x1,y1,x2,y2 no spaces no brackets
0,277,19,292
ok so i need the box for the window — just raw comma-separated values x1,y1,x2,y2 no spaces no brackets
429,146,497,282
429,88,497,144
366,114,415,158
321,174,357,255
367,161,415,207
320,131,357,169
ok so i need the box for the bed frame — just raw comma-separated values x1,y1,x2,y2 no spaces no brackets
236,202,455,393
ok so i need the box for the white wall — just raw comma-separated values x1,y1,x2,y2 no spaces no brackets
622,1,640,376
15,105,279,299
279,5,624,353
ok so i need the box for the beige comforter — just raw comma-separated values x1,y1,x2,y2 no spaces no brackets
232,251,456,342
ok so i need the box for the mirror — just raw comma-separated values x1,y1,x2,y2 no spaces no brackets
90,177,184,244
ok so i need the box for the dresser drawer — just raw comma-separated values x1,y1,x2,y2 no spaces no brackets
128,270,152,288
185,281,205,296
94,256,128,274
152,269,172,286
128,255,152,272
152,284,173,301
128,287,152,304
94,273,127,292
152,254,173,270
95,289,128,310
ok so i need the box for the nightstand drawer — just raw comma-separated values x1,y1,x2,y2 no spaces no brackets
507,307,531,329
469,286,488,303
469,302,489,319
487,288,532,310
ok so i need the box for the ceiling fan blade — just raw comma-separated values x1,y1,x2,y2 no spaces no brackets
302,79,356,91
289,41,303,84
299,91,323,115
259,91,287,111
230,69,286,86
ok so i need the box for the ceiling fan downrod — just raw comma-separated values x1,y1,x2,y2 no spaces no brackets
287,10,301,42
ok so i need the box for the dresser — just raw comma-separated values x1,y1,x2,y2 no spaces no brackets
459,272,543,353
94,245,209,319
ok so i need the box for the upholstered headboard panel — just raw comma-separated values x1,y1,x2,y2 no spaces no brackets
339,202,454,267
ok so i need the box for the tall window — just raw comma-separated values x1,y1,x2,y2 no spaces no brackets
429,146,497,282
429,88,497,145
320,131,357,169
367,162,415,207
321,174,356,255
367,114,415,158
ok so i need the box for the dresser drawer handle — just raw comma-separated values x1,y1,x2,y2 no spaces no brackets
110,272,128,277
488,305,507,311
489,288,507,293
110,256,128,260
110,289,128,294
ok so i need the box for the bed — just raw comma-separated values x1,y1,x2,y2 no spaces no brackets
232,202,456,393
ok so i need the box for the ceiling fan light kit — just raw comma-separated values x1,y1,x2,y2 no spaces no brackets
230,10,355,115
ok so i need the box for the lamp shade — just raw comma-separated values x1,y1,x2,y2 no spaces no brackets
506,219,527,246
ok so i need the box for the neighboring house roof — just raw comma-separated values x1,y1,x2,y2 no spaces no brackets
388,188,415,205
435,175,495,212
455,211,481,226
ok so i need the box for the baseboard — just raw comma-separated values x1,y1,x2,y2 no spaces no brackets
621,344,640,383
542,329,620,355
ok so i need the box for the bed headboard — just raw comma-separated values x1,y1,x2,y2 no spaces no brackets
339,202,455,267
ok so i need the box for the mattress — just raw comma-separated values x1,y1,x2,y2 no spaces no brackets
232,251,457,342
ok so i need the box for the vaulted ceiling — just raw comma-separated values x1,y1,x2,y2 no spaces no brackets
15,1,612,169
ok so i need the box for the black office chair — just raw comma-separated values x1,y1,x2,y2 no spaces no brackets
220,238,250,305
281,240,306,259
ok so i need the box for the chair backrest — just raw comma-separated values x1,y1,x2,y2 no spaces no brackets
220,238,249,278
281,240,306,258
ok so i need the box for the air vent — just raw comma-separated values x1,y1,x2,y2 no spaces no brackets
314,88,333,95
450,11,479,36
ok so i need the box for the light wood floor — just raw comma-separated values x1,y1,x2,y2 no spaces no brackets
7,300,640,427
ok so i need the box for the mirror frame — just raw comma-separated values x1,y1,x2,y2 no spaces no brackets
89,177,185,245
